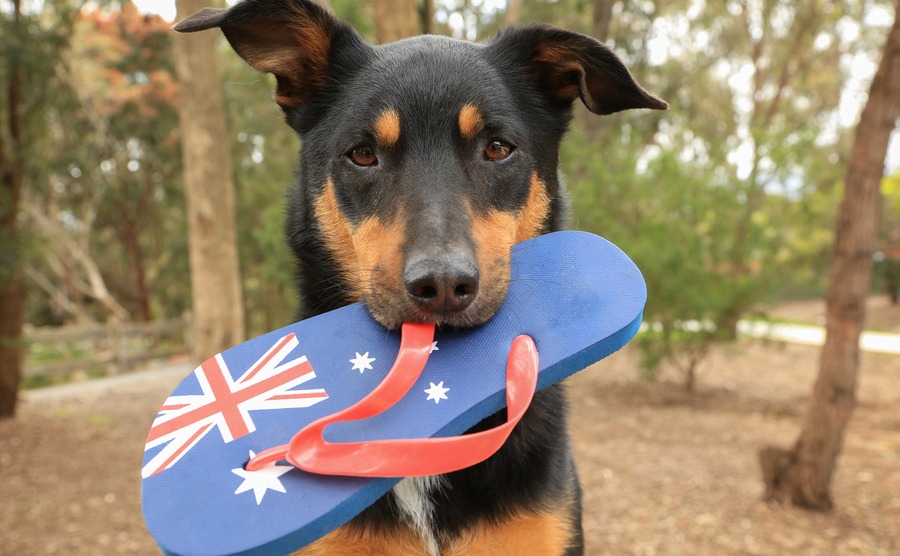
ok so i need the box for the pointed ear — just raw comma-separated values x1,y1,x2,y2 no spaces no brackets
489,25,667,115
174,0,368,109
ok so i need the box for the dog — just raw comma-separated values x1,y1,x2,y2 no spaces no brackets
175,1,666,554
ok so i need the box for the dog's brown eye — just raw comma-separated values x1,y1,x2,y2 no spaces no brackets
484,140,514,161
349,145,377,167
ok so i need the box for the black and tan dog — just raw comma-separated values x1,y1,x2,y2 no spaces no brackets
175,1,665,554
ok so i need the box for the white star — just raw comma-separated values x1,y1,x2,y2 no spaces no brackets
424,381,450,404
429,341,439,354
350,352,376,374
232,450,293,505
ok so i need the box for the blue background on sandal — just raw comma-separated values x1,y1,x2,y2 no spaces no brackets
142,231,646,556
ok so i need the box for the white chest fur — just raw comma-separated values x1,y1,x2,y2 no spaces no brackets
392,475,446,556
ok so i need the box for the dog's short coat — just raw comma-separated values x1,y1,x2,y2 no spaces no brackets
175,2,666,553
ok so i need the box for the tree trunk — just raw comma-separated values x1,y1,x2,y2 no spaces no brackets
0,0,27,419
759,0,900,511
504,0,523,27
373,0,420,44
421,0,434,35
121,212,151,321
174,0,246,362
592,0,616,42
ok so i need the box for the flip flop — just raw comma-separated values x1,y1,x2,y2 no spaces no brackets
141,230,646,556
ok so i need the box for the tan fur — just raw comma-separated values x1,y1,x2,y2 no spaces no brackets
515,173,552,243
353,210,405,295
458,103,484,139
312,179,360,297
470,205,516,300
445,510,574,555
295,524,429,555
313,179,406,303
374,108,402,147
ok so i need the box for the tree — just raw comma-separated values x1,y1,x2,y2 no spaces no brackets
0,0,27,418
566,0,858,390
878,172,900,303
373,0,420,43
23,6,182,325
759,0,900,511
0,0,74,417
173,0,246,361
591,0,616,42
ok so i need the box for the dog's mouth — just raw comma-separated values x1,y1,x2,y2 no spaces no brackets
359,259,511,331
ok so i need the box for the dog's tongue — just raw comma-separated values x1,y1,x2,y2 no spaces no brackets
246,322,539,477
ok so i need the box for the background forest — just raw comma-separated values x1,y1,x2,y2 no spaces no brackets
0,0,897,434
3,0,898,352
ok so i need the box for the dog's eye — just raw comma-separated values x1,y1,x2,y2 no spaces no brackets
484,140,514,161
348,145,378,167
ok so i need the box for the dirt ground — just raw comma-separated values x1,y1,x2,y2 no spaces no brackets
1,298,899,555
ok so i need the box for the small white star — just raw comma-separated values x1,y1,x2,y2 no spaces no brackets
350,352,376,374
232,451,293,505
424,381,450,404
429,341,439,354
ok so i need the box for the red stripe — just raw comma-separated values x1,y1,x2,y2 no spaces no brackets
146,357,315,443
267,391,328,401
203,356,251,439
242,334,296,383
150,422,212,477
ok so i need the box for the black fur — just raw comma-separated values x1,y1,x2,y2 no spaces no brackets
175,1,665,553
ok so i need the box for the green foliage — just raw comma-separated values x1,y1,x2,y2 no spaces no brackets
563,0,884,388
22,6,187,324
12,0,892,392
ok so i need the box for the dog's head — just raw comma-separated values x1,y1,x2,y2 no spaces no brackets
176,0,666,329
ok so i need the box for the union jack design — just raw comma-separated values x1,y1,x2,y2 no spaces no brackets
142,334,328,478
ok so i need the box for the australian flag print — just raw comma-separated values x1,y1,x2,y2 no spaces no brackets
142,231,648,556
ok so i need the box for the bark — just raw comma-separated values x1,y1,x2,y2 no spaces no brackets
421,0,434,35
504,0,523,27
0,0,26,418
122,212,151,321
174,0,246,362
592,0,616,42
373,0,420,44
759,0,900,511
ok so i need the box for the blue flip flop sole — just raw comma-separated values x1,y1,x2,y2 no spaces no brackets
141,230,646,556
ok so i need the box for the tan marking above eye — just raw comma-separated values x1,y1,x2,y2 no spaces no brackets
374,108,401,147
459,103,484,139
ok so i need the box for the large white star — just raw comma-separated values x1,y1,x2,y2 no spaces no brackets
232,451,293,505
350,352,376,374
424,381,450,404
429,341,439,354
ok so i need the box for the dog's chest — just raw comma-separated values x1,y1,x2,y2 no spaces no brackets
392,475,445,555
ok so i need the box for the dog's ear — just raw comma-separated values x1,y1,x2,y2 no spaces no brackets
174,0,368,109
489,25,667,115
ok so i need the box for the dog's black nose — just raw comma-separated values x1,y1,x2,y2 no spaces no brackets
404,256,479,315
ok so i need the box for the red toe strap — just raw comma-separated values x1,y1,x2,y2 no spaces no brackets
247,322,538,477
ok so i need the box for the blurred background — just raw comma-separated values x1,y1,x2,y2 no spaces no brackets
1,0,898,554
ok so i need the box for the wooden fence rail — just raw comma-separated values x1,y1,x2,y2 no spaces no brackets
23,317,192,378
